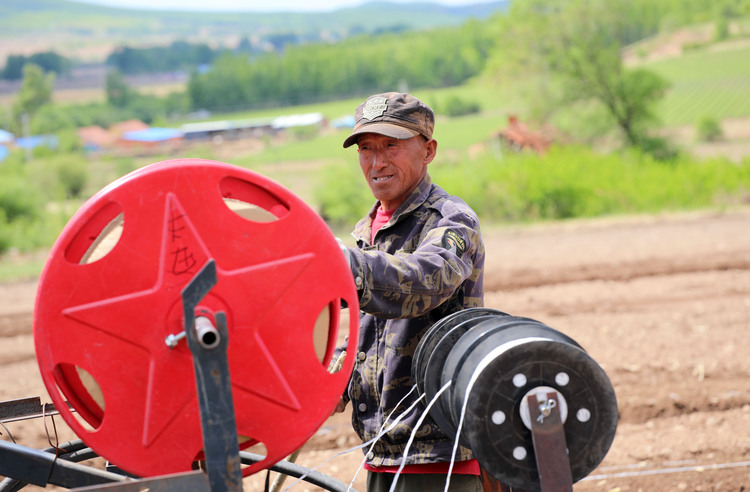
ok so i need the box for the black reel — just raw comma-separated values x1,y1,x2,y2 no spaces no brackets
412,307,509,440
413,310,618,491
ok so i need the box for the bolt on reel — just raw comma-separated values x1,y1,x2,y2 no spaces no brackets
412,308,618,491
33,159,359,481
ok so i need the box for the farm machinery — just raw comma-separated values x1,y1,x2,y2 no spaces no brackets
0,159,618,492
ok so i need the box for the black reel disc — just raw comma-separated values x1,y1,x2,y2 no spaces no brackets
451,326,618,491
446,322,583,421
412,307,508,397
440,316,559,427
420,314,502,440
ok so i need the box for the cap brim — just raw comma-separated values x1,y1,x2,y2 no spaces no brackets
342,122,420,148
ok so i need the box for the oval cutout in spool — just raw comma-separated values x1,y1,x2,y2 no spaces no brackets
223,199,279,223
53,363,104,431
219,175,289,222
65,201,123,264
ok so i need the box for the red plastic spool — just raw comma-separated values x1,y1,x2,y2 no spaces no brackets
33,159,359,478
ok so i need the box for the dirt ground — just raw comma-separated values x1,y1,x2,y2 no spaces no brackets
1,207,749,491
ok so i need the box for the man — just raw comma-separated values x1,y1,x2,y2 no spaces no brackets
338,92,485,492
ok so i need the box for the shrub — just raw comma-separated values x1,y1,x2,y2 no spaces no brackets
56,157,88,198
635,135,681,162
0,167,43,254
0,171,39,223
696,115,723,142
441,95,481,117
433,145,750,223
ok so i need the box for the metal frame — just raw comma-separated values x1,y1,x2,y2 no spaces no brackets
0,259,358,492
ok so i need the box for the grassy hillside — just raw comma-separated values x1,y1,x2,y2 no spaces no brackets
646,44,750,126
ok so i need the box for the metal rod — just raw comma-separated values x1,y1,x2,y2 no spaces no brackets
0,397,71,423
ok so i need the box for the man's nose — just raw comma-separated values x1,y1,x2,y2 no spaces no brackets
372,149,387,169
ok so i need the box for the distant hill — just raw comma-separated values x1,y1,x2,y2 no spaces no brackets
0,0,509,55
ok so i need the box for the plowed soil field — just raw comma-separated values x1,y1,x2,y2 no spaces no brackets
2,208,749,491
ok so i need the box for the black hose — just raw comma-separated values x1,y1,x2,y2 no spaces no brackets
0,445,357,492
241,452,356,492
0,439,96,492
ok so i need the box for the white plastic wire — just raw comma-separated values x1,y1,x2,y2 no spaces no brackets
282,387,424,492
346,386,420,491
443,376,472,492
387,381,452,492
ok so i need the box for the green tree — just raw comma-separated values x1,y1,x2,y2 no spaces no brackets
2,51,71,81
28,51,72,76
11,63,55,134
31,103,76,134
492,0,671,152
187,23,491,111
2,55,26,80
106,69,133,108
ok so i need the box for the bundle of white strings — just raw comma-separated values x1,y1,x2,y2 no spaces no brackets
282,380,473,492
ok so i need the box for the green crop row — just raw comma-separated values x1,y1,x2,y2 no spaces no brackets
648,45,750,126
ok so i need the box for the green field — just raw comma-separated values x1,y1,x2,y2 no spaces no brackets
646,44,750,126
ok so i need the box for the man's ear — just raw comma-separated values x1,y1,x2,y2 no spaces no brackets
423,139,437,165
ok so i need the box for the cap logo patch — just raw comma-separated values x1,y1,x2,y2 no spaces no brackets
363,97,388,120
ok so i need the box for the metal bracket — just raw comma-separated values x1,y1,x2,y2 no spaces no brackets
182,259,243,492
527,391,573,492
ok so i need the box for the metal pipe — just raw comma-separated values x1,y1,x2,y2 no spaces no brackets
195,316,220,350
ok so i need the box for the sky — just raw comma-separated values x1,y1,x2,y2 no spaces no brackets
74,0,497,13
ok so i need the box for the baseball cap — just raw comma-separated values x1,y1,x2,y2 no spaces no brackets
342,92,435,148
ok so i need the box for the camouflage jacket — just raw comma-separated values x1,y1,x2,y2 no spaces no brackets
345,174,485,467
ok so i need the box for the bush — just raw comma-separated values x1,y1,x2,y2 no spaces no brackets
0,170,39,223
56,157,88,198
432,145,750,223
0,166,43,254
635,135,680,162
440,95,481,117
696,115,723,142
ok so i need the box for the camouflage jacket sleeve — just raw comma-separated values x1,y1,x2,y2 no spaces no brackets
347,178,484,319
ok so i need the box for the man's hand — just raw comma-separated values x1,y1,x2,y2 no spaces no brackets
336,237,352,267
331,396,348,416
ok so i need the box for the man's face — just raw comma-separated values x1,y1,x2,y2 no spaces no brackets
357,133,437,211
